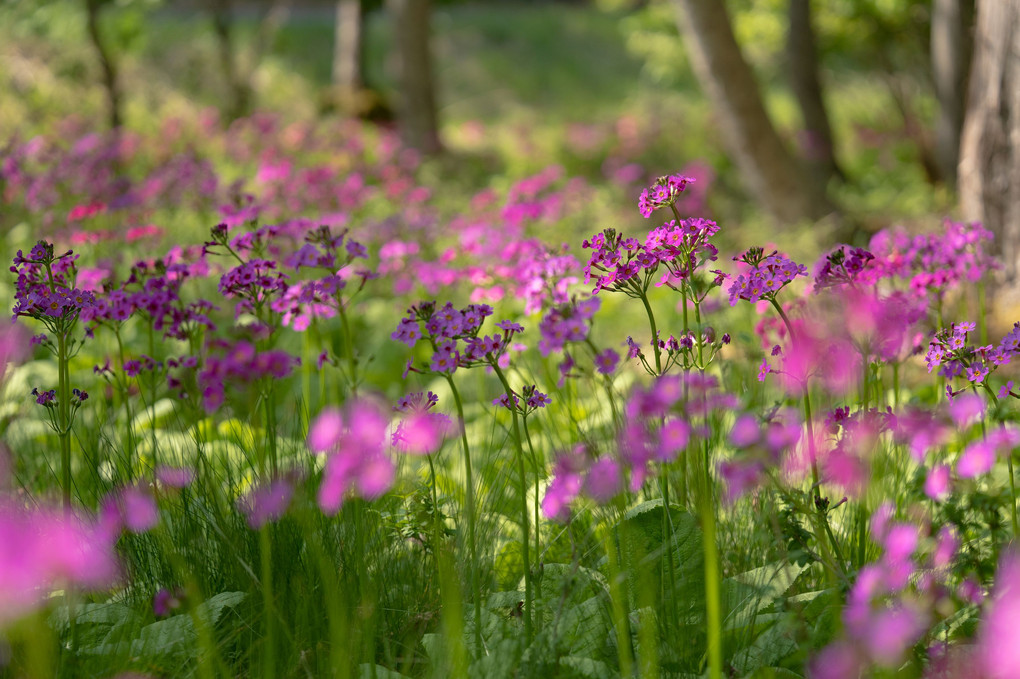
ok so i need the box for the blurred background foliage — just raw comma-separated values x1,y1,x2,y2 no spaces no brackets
0,0,954,234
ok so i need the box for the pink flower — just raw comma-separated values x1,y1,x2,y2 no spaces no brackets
311,399,395,513
155,465,195,489
237,478,294,529
978,551,1020,678
924,464,951,501
955,426,1020,478
0,502,118,626
391,412,452,456
948,392,985,427
729,414,760,448
584,457,622,503
307,408,344,453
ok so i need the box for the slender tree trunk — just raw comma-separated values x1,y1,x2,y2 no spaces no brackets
211,0,251,122
787,0,843,184
670,0,833,223
85,0,123,130
388,0,442,155
959,0,1020,314
931,0,975,187
334,0,363,95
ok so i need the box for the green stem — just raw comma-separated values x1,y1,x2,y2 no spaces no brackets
980,387,1017,537
147,323,159,475
604,524,634,678
1008,454,1019,539
259,525,276,679
57,328,71,510
522,415,542,601
114,328,136,481
337,301,358,397
892,363,900,409
700,447,722,679
491,363,532,644
584,338,620,425
637,293,662,375
444,375,482,655
978,281,988,345
263,385,278,478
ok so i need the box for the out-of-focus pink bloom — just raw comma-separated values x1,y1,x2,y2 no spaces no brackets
948,392,985,427
893,407,950,463
0,320,28,381
391,412,452,456
237,478,294,529
307,408,344,453
871,502,895,543
311,399,395,513
862,604,928,667
657,418,690,461
718,459,764,504
542,447,587,522
0,502,118,627
153,586,183,617
584,457,622,503
882,523,918,564
956,426,1020,478
729,415,760,448
979,551,1020,679
925,465,951,501
100,485,159,536
808,641,862,679
155,465,196,489
932,526,959,570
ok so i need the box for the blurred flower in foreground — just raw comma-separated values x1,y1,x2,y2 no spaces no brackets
308,399,395,513
0,501,118,627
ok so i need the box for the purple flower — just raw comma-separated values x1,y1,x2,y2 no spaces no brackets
594,348,619,375
978,550,1020,678
310,399,394,513
237,478,294,529
637,174,695,218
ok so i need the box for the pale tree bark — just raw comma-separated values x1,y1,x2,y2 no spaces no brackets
388,0,442,155
931,0,974,187
670,0,833,224
959,0,1020,313
334,0,363,95
85,0,123,130
787,0,843,184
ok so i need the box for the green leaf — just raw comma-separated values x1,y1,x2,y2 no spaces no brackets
558,655,615,679
357,664,413,679
612,499,703,610
724,561,806,632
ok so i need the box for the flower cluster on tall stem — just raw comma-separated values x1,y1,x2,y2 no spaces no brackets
11,240,95,509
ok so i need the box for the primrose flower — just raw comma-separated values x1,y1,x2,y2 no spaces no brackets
391,391,451,456
812,245,875,292
0,502,118,627
237,477,295,529
637,173,695,218
978,550,1020,679
309,399,395,513
728,248,807,306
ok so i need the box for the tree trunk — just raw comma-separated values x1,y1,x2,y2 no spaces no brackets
334,0,363,95
787,0,843,184
388,0,442,155
959,0,1020,313
931,0,975,187
84,0,123,130
211,0,252,122
670,0,833,224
